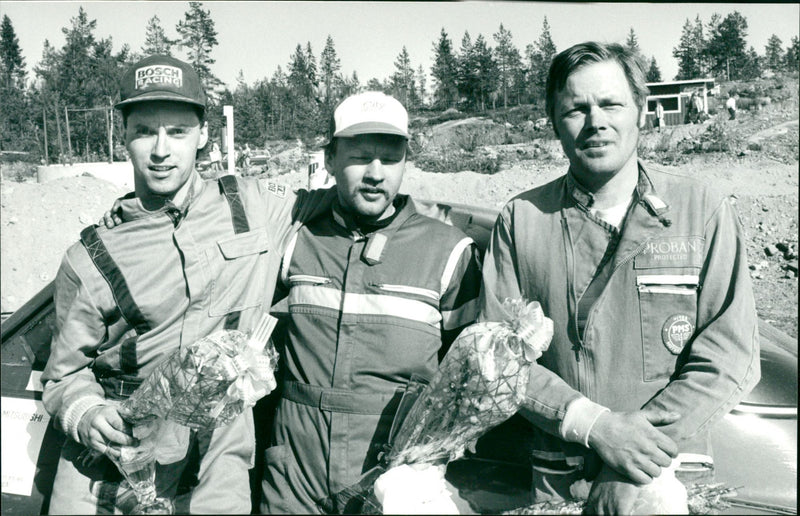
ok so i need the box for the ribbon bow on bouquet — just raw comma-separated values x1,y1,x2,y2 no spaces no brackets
473,298,552,386
204,335,278,419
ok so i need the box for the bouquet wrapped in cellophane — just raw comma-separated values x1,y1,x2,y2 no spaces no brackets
119,313,279,429
320,298,554,514
105,313,280,514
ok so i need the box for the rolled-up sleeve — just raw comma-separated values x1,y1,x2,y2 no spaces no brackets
643,196,760,444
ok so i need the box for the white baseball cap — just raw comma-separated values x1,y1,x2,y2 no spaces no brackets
330,91,409,140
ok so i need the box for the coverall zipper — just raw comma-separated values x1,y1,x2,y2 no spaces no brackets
560,214,582,368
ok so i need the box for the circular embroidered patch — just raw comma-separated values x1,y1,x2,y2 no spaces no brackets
661,314,694,354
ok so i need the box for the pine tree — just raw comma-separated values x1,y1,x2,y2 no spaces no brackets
528,17,557,103
34,40,63,160
288,44,313,99
625,28,642,55
764,34,784,73
59,7,98,158
473,34,498,111
1,15,26,89
646,56,662,82
365,77,385,92
0,14,28,151
431,28,459,109
305,42,318,94
692,16,709,76
416,65,427,107
142,15,176,56
456,31,477,109
786,36,800,73
390,46,415,108
740,46,761,80
705,11,748,80
336,70,360,99
674,15,709,79
232,70,261,144
176,2,222,95
493,23,522,108
320,35,341,106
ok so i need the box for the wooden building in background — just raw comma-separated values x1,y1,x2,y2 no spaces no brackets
645,78,717,127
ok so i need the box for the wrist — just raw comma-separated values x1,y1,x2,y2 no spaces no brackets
65,397,107,444
560,397,610,448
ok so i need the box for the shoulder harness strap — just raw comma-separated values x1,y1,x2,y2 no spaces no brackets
80,225,149,374
218,174,250,234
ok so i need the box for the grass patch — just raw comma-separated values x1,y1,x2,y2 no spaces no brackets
414,149,503,175
0,161,38,182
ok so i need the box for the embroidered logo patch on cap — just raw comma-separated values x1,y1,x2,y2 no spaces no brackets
135,65,183,90
328,91,409,140
661,314,694,354
115,55,206,111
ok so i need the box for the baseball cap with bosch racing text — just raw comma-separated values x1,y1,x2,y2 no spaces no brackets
115,55,206,111
328,91,409,142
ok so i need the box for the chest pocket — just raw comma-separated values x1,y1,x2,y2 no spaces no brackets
208,230,271,316
637,273,699,382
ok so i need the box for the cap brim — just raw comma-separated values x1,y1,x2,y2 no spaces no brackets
334,122,409,139
115,91,205,110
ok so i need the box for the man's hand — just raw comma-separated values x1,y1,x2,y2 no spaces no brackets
97,198,123,229
587,409,679,484
77,404,137,459
584,465,642,515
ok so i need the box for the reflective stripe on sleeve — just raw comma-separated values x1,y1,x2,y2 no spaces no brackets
288,285,442,327
441,297,479,330
280,232,299,288
440,237,475,296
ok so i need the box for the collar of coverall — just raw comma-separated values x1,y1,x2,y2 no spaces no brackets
566,161,670,220
331,194,414,237
116,170,202,223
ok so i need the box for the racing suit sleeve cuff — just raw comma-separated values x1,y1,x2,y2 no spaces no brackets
559,396,610,448
63,396,107,444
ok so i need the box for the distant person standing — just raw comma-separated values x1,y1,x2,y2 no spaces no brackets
243,143,253,169
210,141,223,173
692,92,705,122
726,94,737,120
654,100,665,132
685,92,699,124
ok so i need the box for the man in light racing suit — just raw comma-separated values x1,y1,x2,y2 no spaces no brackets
260,92,483,513
478,42,760,514
41,55,332,514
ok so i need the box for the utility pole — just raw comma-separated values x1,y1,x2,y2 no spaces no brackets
64,106,73,158
223,105,235,174
42,105,49,164
54,101,64,163
108,103,113,163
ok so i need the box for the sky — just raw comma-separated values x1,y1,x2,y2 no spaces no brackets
2,1,799,90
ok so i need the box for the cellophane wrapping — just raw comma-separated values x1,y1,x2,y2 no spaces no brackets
118,328,279,429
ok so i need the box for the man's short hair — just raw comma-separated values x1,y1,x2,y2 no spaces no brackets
545,41,649,125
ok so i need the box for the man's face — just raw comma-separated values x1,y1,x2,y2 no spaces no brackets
326,134,406,221
125,101,208,200
553,60,645,182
